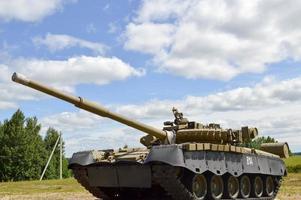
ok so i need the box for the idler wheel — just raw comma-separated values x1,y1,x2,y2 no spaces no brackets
192,174,207,200
226,176,239,199
239,175,251,198
265,176,275,197
209,175,224,200
253,176,263,197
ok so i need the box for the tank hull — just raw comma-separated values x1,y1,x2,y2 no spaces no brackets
69,144,286,200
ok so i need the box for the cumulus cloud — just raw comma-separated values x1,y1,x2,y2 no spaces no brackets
0,56,144,109
0,102,16,110
124,0,301,80
0,64,42,109
33,33,108,54
12,56,144,88
116,76,301,118
0,0,75,22
125,23,175,54
41,110,104,132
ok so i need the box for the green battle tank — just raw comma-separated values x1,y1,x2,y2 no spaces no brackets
12,72,289,200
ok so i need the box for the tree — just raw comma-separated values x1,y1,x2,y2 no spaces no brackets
243,136,277,149
43,128,71,179
0,110,47,181
0,110,72,181
242,135,293,156
23,117,48,180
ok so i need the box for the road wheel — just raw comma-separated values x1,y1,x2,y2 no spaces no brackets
226,176,239,199
239,175,251,198
253,176,263,197
265,176,275,197
191,174,207,200
209,175,224,200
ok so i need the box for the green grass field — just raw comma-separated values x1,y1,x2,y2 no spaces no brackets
285,155,301,166
284,156,301,173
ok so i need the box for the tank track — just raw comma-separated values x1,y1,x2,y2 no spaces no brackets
152,165,282,200
73,165,282,200
152,165,194,200
72,167,111,200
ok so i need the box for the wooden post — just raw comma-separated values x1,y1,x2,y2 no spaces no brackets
60,133,63,179
40,134,60,181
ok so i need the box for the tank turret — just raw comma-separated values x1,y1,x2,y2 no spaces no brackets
12,72,257,147
163,107,258,145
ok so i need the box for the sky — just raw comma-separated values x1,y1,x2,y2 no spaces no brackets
0,0,301,156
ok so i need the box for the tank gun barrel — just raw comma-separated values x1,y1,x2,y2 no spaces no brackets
12,73,167,141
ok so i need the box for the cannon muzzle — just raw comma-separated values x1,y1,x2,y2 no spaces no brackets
12,73,167,141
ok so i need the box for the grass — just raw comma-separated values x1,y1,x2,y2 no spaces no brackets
0,178,86,195
284,156,301,173
285,156,301,166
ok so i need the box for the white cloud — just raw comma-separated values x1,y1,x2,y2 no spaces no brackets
0,101,16,110
0,56,144,109
0,64,42,109
125,23,175,54
0,0,75,22
12,56,144,88
124,0,301,80
116,76,301,118
33,33,107,54
41,110,103,132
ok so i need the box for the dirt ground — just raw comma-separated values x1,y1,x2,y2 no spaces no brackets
0,193,96,200
1,192,300,200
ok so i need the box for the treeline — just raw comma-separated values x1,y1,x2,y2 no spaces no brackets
0,110,71,182
243,136,292,156
242,136,277,149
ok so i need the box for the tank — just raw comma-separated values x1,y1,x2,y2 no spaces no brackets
12,72,288,200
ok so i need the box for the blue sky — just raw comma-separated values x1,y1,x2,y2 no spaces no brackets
1,0,301,156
